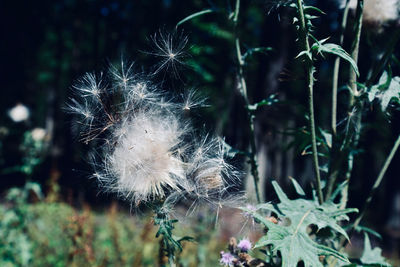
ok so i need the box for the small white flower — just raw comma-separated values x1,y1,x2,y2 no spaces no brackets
31,128,46,141
8,103,30,122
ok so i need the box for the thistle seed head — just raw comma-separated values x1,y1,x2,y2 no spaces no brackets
342,0,399,26
69,60,242,208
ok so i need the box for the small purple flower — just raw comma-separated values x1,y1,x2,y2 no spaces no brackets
220,251,235,266
237,238,252,252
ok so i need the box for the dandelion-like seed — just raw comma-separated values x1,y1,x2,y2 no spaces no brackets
148,31,189,77
73,72,103,99
66,99,96,131
182,90,208,111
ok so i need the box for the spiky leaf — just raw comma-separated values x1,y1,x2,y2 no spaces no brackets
311,42,359,76
243,180,357,267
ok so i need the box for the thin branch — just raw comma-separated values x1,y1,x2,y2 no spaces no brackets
353,134,400,229
234,0,261,203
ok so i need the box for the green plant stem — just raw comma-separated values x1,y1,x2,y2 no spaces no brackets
233,0,261,203
296,0,323,205
331,0,350,136
353,134,400,228
326,0,351,200
340,0,364,209
348,0,364,106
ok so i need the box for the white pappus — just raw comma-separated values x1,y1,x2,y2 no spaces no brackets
68,61,242,209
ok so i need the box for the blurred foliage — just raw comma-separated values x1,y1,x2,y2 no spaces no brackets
0,183,225,266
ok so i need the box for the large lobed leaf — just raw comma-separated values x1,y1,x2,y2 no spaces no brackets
243,179,357,267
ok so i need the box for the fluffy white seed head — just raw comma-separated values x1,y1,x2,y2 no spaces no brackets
341,0,399,26
186,137,235,194
106,112,188,204
69,60,242,208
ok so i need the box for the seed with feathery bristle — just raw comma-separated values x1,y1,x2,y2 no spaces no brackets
147,31,189,77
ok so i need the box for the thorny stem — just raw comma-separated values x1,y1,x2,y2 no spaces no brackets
353,134,400,229
340,0,364,209
326,0,351,200
233,0,261,203
296,0,323,205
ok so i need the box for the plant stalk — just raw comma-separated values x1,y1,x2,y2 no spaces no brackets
296,0,323,204
340,0,364,209
331,0,351,136
326,0,351,200
348,0,364,106
234,0,261,203
353,134,400,228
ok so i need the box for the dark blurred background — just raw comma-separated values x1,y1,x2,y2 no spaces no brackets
1,0,400,262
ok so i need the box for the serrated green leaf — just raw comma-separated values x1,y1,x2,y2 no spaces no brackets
312,43,359,76
246,181,357,267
